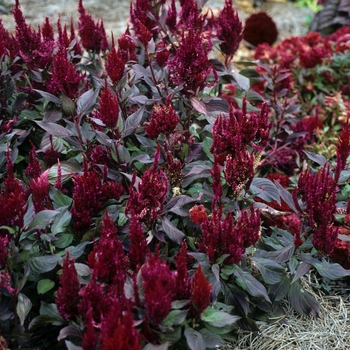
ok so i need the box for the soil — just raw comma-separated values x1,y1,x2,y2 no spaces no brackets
1,0,314,41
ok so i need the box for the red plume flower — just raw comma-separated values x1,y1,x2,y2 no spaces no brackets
105,34,125,84
95,79,120,129
126,146,169,228
217,0,243,65
145,102,179,139
141,252,175,325
56,253,80,319
78,0,108,53
190,265,211,315
168,28,216,95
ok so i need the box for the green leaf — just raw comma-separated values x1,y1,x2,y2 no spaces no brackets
65,241,92,259
162,309,188,327
161,217,185,244
251,257,285,284
37,279,55,294
48,161,81,185
51,207,72,235
76,88,99,116
202,137,214,162
34,89,62,105
54,233,74,249
16,293,32,325
231,265,271,302
201,308,240,328
269,274,291,302
288,280,319,316
313,261,350,280
27,210,60,231
74,263,91,277
35,121,71,137
171,300,190,309
291,262,311,284
184,328,205,350
265,243,295,263
199,328,226,348
122,106,145,137
50,188,73,208
28,255,61,274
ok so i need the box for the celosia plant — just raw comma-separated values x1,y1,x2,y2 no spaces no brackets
0,1,350,349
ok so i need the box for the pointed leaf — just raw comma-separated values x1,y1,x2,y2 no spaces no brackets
273,181,298,213
231,265,271,302
291,262,311,284
303,151,327,167
34,89,62,105
199,328,226,348
201,308,240,327
251,177,281,204
266,243,295,263
143,343,170,350
16,293,32,325
251,257,285,284
27,210,60,231
313,261,350,280
28,255,62,274
161,217,185,244
269,274,291,302
162,309,188,327
35,121,70,137
288,280,319,316
76,88,99,116
184,328,205,350
122,106,145,137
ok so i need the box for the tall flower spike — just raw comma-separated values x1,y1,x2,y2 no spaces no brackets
25,144,42,179
335,125,350,182
30,169,51,213
126,146,169,228
105,34,125,84
95,78,120,130
56,252,80,319
174,241,191,300
296,165,338,255
91,213,127,291
128,211,148,271
47,43,83,99
190,265,211,316
217,0,243,66
141,251,175,325
0,151,28,233
168,28,216,95
78,0,108,53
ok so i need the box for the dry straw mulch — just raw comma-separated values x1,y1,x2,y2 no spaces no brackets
222,274,350,350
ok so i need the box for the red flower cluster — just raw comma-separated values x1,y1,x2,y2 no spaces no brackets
211,101,270,195
72,160,124,235
0,152,28,236
94,79,120,130
189,204,208,225
294,165,338,255
190,265,211,315
168,28,216,95
243,12,278,47
130,0,164,41
254,31,333,70
141,252,175,325
78,0,108,53
216,0,243,63
145,101,179,139
126,147,169,227
56,253,80,319
199,205,261,264
47,43,84,99
12,0,55,69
